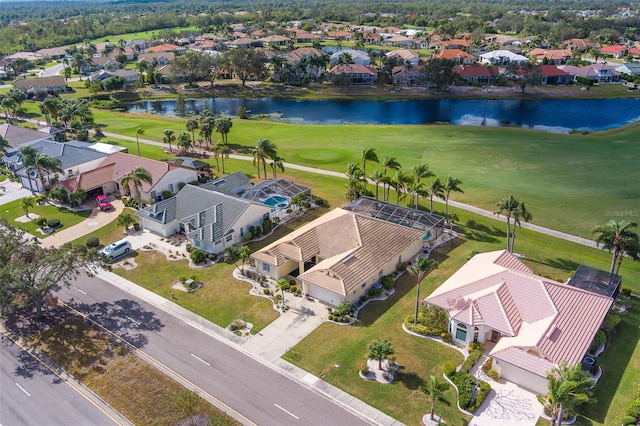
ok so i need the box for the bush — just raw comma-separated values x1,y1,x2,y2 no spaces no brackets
621,416,638,425
627,400,640,418
314,197,324,206
190,249,206,264
381,275,394,290
263,288,271,295
185,243,193,252
262,218,272,234
207,253,217,261
460,349,483,374
36,217,48,228
360,364,369,375
328,314,335,321
47,219,61,228
290,285,297,293
359,295,369,304
368,286,382,298
469,342,485,353
443,362,457,378
441,332,452,343
591,330,607,351
488,369,500,381
85,236,100,248
451,372,474,408
468,381,491,413
242,232,253,243
254,226,262,238
333,301,353,316
621,287,633,298
396,261,408,272
482,358,493,373
162,190,172,200
602,313,621,333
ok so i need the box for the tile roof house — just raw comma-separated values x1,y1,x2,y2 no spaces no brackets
453,65,499,84
328,64,377,85
433,48,475,64
539,65,572,85
13,76,67,95
425,250,613,394
559,63,620,82
138,52,175,66
329,49,371,66
615,62,640,76
391,65,424,85
529,48,573,65
253,199,444,307
145,43,186,55
600,44,628,59
35,47,68,60
386,49,420,66
136,183,271,254
61,152,197,202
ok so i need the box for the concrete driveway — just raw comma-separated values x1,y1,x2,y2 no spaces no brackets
0,180,34,207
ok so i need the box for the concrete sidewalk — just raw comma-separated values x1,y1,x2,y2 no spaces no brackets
100,269,402,426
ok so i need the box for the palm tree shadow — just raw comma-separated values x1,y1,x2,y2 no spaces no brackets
396,368,425,390
525,257,581,273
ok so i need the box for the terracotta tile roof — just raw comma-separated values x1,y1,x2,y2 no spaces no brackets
145,43,182,53
98,152,176,192
453,65,499,78
426,250,613,377
600,44,626,54
433,49,474,61
529,48,572,60
61,163,116,192
328,64,377,76
540,65,571,77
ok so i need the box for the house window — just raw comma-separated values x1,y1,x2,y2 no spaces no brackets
262,263,271,274
225,234,232,242
240,227,244,237
67,169,73,176
455,323,467,342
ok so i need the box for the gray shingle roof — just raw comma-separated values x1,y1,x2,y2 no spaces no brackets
199,171,252,196
26,140,108,169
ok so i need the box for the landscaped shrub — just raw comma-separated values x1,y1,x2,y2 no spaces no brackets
381,275,394,290
262,218,272,234
161,190,172,200
185,243,193,252
290,285,297,293
328,314,335,321
313,196,324,206
460,349,483,374
396,261,408,272
360,364,369,375
263,288,271,295
468,342,485,353
576,76,595,86
368,286,382,298
254,226,262,238
621,287,633,298
36,217,47,228
242,232,253,243
359,295,369,304
602,313,621,333
333,302,353,317
451,372,474,408
301,200,311,209
207,253,217,261
482,357,493,373
627,399,640,418
47,219,61,228
443,362,457,378
622,416,638,425
590,330,607,352
488,369,500,381
467,381,491,412
190,249,206,264
85,236,100,248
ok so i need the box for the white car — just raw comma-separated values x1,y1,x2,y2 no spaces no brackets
100,239,132,260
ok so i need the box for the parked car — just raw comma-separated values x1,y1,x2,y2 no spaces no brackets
96,195,113,211
100,239,132,260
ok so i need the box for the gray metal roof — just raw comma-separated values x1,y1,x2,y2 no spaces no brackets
200,171,253,197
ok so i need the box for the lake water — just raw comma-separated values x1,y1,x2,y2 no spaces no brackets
124,97,640,133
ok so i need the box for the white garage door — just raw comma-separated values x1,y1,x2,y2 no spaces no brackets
308,285,342,307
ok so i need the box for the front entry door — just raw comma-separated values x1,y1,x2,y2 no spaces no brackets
490,330,501,342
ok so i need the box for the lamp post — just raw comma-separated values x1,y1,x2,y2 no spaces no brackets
243,313,247,329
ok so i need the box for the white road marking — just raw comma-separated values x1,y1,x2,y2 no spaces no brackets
74,287,87,295
274,403,299,419
190,353,210,366
15,383,31,396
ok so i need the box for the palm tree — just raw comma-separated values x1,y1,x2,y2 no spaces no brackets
19,145,38,192
537,362,593,426
0,135,10,155
408,256,438,325
412,164,435,207
163,129,176,154
185,117,199,146
360,148,379,187
382,156,401,201
426,178,444,213
238,246,252,275
495,195,520,253
270,154,285,178
135,126,145,156
20,196,35,218
252,138,278,180
420,375,450,420
276,278,289,307
593,220,639,278
116,212,137,232
177,132,192,154
67,189,87,208
32,152,63,191
442,176,464,223
371,170,384,200
223,246,240,269
390,170,409,205
345,162,365,201
199,114,215,147
120,167,153,207
218,144,230,173
215,117,233,145
510,202,533,254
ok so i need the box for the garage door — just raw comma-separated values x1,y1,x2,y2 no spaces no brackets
307,284,342,307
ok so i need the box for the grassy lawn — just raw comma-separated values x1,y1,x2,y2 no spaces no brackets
86,109,640,239
1,199,91,238
70,207,136,247
30,315,237,426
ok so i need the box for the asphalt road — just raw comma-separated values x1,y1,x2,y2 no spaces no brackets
55,274,371,426
0,336,118,426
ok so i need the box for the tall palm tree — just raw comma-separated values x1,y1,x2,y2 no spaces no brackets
412,164,434,208
0,135,10,155
185,117,199,146
218,144,230,173
371,170,384,200
270,154,285,178
32,152,63,191
593,220,639,278
276,278,289,307
408,256,438,325
223,246,240,269
537,361,593,426
426,178,444,213
382,156,401,202
238,245,252,275
442,176,463,223
360,148,379,188
345,162,365,201
163,129,176,154
510,202,533,254
120,167,153,207
390,170,409,205
252,138,277,180
199,114,215,147
214,117,233,145
495,195,520,253
135,126,145,156
177,132,192,154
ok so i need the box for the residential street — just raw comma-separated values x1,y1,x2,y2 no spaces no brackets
0,335,123,426
54,273,376,426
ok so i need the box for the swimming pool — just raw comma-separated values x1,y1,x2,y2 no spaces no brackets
263,195,289,208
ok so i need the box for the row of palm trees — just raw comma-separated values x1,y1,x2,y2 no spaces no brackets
495,195,533,254
346,148,464,223
252,138,284,180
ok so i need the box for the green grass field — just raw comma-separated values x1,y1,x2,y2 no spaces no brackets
89,109,640,239
1,199,91,237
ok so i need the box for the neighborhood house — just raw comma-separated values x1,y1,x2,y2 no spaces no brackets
425,250,613,394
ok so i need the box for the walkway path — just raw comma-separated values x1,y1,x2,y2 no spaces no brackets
103,131,601,250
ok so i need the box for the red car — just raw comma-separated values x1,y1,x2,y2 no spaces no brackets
96,195,113,211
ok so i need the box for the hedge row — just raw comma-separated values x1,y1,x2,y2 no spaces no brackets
459,349,483,374
450,371,491,413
